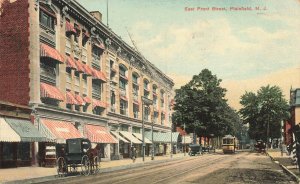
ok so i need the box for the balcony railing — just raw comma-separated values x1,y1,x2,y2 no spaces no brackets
40,63,56,85
65,37,71,55
40,24,56,46
92,54,101,69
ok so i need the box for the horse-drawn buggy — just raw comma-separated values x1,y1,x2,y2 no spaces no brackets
254,140,266,154
56,138,100,177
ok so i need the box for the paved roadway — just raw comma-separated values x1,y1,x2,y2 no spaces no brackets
39,152,296,184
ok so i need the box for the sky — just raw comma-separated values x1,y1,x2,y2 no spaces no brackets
77,0,300,110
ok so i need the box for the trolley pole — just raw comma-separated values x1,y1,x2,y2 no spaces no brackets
141,96,153,162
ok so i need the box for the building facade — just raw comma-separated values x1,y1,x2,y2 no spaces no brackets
0,0,174,166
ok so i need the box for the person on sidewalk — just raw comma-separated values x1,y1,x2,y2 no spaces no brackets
131,146,137,163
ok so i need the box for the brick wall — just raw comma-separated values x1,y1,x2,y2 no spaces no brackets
0,0,30,106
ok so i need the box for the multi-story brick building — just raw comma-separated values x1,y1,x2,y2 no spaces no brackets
0,0,174,167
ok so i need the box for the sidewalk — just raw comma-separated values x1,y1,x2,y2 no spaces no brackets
0,153,188,184
267,149,300,182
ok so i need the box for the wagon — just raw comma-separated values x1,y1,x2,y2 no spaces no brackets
56,138,100,177
189,144,202,156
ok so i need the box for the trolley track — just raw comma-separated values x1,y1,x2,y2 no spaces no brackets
47,153,237,184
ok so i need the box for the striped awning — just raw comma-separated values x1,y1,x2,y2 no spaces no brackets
40,118,82,144
5,118,47,142
83,96,92,104
75,94,85,105
92,99,107,108
110,131,129,143
74,60,85,73
0,117,21,142
133,100,139,106
120,96,128,101
85,124,117,143
82,63,93,76
66,91,78,105
119,131,142,144
65,21,76,34
93,42,105,50
66,56,77,69
91,68,107,82
40,82,65,101
133,133,152,144
40,43,64,63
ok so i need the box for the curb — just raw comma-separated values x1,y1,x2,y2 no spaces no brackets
267,152,300,183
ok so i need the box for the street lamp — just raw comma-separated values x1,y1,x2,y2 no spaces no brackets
142,96,153,162
151,112,154,160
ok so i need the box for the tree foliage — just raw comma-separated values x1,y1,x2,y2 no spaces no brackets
239,85,289,141
173,69,242,138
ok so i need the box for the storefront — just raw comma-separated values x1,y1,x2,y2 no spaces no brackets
132,133,152,156
84,124,117,160
119,131,142,158
110,131,129,160
0,117,47,168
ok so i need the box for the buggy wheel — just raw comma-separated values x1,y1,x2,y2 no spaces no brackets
56,157,67,177
93,156,100,174
81,155,90,176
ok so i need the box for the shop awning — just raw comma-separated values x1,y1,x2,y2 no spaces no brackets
85,124,117,144
0,118,21,142
133,133,152,144
41,82,65,101
40,118,82,143
91,68,107,82
182,136,192,144
40,43,64,63
119,131,142,144
5,118,47,142
110,131,129,143
92,99,107,109
66,56,78,69
145,132,179,143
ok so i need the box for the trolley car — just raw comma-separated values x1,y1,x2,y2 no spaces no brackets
222,135,237,154
56,138,100,177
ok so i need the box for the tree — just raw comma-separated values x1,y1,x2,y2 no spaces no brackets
173,69,240,140
239,85,289,142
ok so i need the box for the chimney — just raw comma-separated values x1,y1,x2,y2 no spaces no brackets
90,11,102,22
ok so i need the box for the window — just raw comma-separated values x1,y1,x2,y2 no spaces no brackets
92,81,102,100
153,96,157,105
40,11,55,30
154,112,158,123
144,106,150,121
119,80,126,90
161,113,165,125
120,99,127,115
133,104,139,119
133,74,138,84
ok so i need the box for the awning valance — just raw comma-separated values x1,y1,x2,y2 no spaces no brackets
92,99,107,109
5,118,47,142
40,43,64,63
66,56,77,70
119,131,142,144
65,21,76,34
40,118,82,144
85,124,117,144
91,68,107,82
0,118,21,142
110,131,129,143
133,133,152,144
40,82,65,101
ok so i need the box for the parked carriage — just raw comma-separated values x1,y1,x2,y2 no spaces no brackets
56,138,100,177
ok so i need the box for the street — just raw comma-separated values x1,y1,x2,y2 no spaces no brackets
39,151,296,184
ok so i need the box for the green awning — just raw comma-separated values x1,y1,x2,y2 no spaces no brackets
145,132,179,143
5,117,47,142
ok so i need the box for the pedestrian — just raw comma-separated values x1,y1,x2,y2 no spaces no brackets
131,146,137,163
